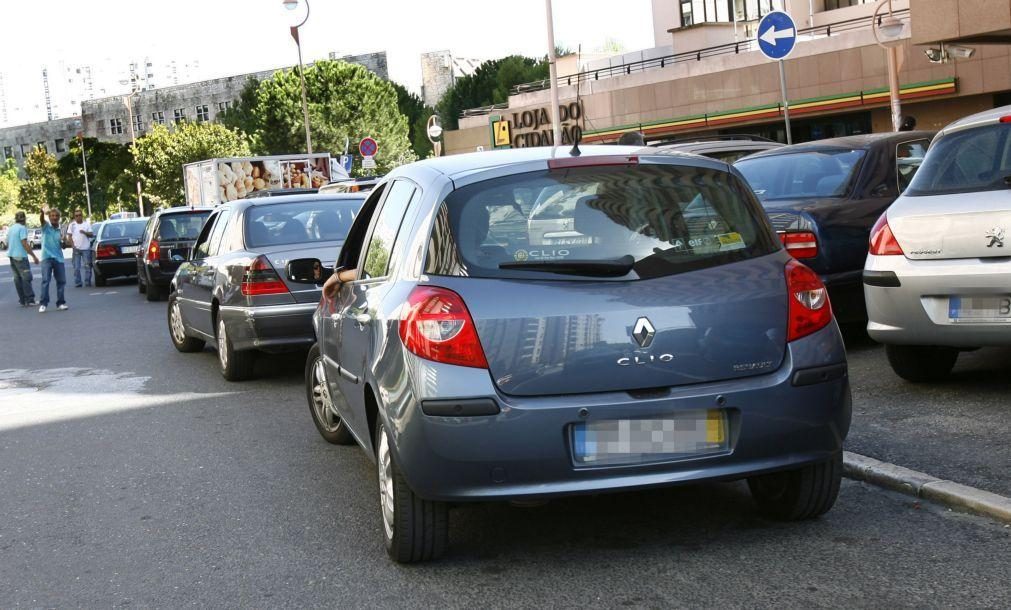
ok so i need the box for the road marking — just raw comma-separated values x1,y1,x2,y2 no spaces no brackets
844,451,1011,524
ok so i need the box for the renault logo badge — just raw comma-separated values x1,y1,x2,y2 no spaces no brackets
632,317,655,348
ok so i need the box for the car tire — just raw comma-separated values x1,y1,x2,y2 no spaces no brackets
168,296,205,353
94,269,107,287
376,420,448,563
305,344,354,445
885,344,958,382
216,317,254,381
747,451,842,521
146,282,163,302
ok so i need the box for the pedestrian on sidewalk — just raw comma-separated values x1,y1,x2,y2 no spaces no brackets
66,208,94,288
6,211,40,307
37,206,69,313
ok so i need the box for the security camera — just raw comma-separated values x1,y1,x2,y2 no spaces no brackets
947,45,975,59
924,46,947,63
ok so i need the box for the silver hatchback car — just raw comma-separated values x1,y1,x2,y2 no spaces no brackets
864,105,1011,381
300,145,850,562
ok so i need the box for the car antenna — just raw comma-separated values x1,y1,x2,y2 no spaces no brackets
569,133,582,157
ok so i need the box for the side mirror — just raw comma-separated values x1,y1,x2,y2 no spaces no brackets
871,183,892,198
287,258,332,284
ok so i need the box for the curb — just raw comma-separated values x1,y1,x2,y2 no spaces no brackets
843,451,1011,524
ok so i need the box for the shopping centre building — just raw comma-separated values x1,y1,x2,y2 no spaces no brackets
444,0,1011,154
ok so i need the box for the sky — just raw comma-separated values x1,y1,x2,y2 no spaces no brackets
0,0,654,126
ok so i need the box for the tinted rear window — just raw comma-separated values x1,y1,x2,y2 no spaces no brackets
245,198,364,248
735,149,865,201
102,220,146,239
156,212,211,240
424,164,778,281
905,123,1011,196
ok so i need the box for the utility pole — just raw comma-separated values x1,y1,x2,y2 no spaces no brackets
545,0,561,147
123,93,144,215
78,135,92,218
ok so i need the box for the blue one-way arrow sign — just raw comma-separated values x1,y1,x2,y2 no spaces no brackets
757,11,797,60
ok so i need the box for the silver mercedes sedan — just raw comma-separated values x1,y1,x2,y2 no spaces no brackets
864,105,1011,381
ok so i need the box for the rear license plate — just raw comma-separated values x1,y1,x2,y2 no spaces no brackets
120,245,138,254
572,409,728,466
169,249,188,261
948,296,1011,323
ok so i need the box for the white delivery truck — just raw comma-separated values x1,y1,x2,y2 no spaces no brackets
183,153,333,206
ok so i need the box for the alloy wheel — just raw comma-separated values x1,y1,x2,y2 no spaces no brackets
169,301,187,345
377,426,395,540
311,359,341,433
217,319,229,370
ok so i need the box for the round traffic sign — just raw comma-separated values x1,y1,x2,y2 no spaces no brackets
359,137,378,158
757,11,797,61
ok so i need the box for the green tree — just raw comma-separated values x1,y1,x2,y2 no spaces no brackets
57,138,134,219
391,82,434,158
240,60,415,174
134,122,250,207
20,148,62,214
437,56,549,130
0,158,20,227
218,77,263,150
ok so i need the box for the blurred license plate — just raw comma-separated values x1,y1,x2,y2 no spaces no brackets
948,296,1011,323
572,410,728,466
120,246,138,254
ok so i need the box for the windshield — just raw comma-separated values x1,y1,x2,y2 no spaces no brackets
102,220,146,239
905,123,1011,196
735,149,865,201
424,164,778,281
245,197,364,248
156,212,211,240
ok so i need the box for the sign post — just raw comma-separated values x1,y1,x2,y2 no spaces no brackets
359,137,378,172
757,11,798,145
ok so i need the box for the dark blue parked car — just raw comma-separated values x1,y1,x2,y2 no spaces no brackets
735,132,934,323
296,145,852,562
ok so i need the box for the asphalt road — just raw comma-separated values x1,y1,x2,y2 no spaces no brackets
1,255,1009,607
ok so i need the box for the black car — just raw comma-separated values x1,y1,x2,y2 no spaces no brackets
167,193,365,380
137,207,213,302
650,134,785,163
735,131,934,323
92,218,148,286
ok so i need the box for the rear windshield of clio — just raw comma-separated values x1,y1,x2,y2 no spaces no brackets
424,163,779,281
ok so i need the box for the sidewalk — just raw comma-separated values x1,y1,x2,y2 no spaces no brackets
844,332,1011,498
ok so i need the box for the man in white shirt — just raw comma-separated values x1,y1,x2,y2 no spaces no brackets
66,208,94,288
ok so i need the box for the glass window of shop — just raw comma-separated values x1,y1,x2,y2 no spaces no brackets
680,0,774,27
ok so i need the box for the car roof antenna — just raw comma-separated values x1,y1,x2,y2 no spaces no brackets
569,131,582,157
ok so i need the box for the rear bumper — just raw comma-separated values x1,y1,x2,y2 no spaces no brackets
219,302,319,353
94,258,137,278
391,326,851,502
864,253,1011,347
142,262,179,287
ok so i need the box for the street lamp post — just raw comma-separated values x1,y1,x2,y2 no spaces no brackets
426,115,443,157
873,0,906,132
283,0,313,155
123,92,144,215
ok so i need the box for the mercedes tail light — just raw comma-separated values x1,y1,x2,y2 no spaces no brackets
97,244,118,259
786,260,833,342
399,286,488,369
146,240,159,262
241,255,289,296
778,231,819,259
868,213,903,256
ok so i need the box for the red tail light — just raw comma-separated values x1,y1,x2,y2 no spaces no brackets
778,231,819,259
146,240,159,262
96,244,118,259
868,213,904,255
241,255,289,296
399,286,488,369
786,260,833,342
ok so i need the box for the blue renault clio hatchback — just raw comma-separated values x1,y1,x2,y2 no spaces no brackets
299,145,851,562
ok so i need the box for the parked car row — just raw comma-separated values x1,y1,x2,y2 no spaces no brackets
114,104,1007,564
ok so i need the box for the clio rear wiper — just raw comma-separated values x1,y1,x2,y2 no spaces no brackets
499,255,635,277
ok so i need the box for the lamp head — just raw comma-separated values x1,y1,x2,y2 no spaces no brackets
878,15,904,40
282,0,299,10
